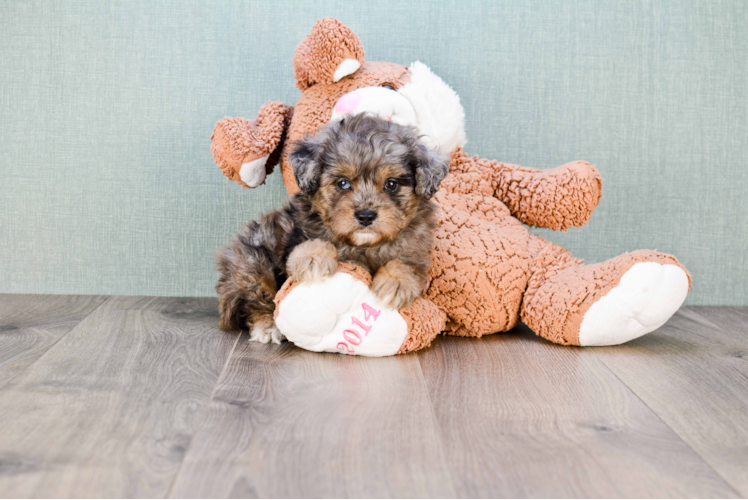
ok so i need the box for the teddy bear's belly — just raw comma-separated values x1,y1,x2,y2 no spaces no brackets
426,191,532,337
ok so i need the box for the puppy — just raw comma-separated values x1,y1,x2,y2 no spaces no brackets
215,113,449,343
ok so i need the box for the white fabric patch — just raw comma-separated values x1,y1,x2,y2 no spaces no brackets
330,86,418,127
578,263,689,346
275,272,408,357
328,63,466,155
333,58,361,82
397,61,466,155
239,156,268,187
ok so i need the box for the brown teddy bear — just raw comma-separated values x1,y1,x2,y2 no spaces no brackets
210,18,691,356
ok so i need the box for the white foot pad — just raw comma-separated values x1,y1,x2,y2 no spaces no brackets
579,263,689,346
275,272,408,356
239,155,268,188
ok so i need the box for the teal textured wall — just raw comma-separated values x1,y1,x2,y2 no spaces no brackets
1,0,746,304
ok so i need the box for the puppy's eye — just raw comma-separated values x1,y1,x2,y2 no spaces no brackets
381,84,394,90
337,178,352,191
383,178,399,193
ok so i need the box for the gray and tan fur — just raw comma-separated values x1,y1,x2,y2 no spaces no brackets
215,114,449,343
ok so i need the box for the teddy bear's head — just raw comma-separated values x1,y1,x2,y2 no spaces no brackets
279,18,466,193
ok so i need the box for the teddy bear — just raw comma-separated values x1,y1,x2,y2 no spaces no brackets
210,18,691,356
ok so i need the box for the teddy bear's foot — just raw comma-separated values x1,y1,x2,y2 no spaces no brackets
578,262,689,346
521,240,692,347
273,263,445,356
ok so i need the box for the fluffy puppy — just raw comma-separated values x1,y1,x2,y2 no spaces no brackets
215,113,449,343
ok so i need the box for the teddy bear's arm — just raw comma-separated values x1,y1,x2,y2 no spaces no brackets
210,101,294,188
493,160,603,230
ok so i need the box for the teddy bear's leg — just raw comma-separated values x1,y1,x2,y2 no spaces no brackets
274,263,446,356
520,235,691,346
426,189,532,339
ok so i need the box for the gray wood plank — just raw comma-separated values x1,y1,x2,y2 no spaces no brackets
0,294,107,389
417,326,738,498
698,306,748,338
592,306,748,497
169,336,457,499
0,296,239,498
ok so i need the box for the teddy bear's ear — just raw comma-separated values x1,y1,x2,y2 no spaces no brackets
293,18,365,91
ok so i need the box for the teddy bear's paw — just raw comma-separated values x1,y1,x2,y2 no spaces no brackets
210,117,270,187
210,102,292,188
578,262,689,346
239,156,269,188
274,271,409,356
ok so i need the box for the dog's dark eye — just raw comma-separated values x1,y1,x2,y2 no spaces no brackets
337,178,352,191
381,85,394,90
383,178,399,193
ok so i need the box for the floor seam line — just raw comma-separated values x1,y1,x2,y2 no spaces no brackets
0,295,111,392
589,340,743,498
164,330,243,499
415,341,463,499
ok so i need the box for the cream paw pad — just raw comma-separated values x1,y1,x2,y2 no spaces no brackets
274,263,446,356
578,262,690,346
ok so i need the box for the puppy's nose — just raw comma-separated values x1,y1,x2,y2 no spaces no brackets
354,209,378,226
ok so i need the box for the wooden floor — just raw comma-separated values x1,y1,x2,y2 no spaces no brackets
0,295,746,498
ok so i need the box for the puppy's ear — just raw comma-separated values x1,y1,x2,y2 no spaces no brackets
413,145,450,199
289,137,324,195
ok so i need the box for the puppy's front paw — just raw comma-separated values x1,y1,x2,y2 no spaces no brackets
250,321,286,344
287,239,338,283
372,260,423,310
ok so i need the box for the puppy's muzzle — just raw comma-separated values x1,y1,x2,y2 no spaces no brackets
354,209,378,227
